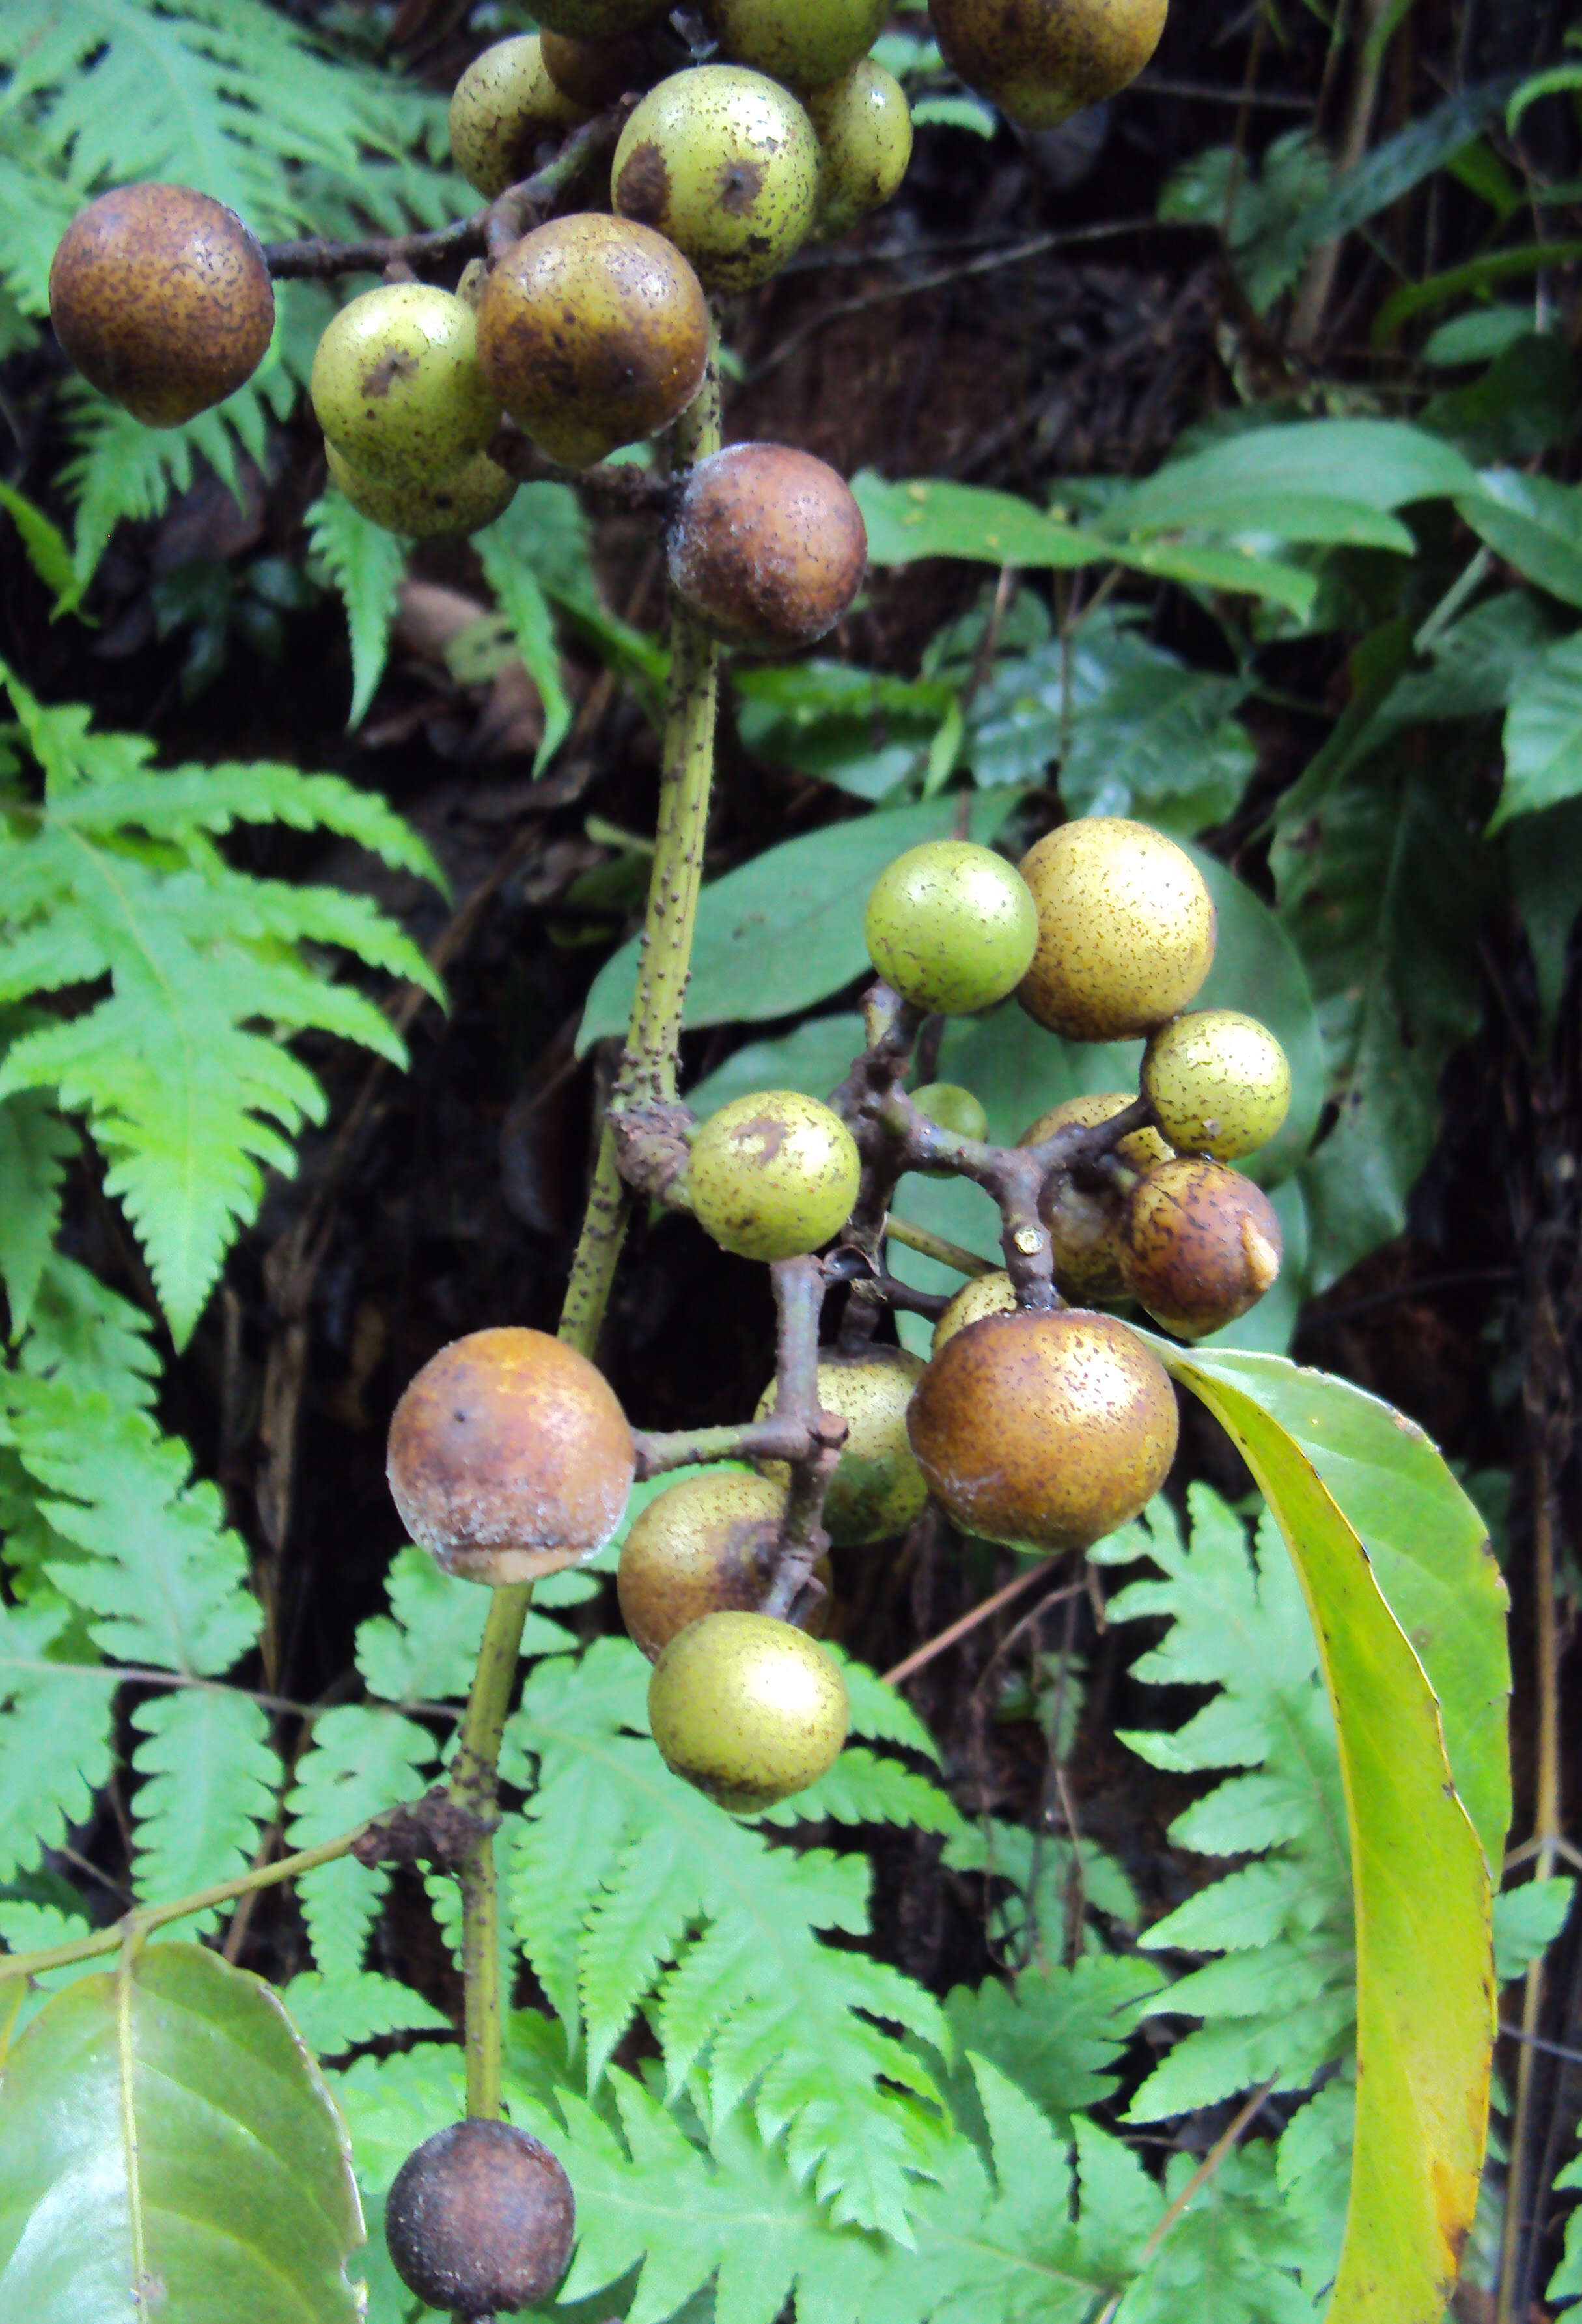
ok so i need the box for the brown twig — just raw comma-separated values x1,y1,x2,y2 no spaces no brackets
883,1558,1066,1686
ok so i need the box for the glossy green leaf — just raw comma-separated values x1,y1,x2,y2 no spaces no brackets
1497,631,1582,827
1457,469,1582,609
733,661,956,801
1373,243,1582,343
1103,421,1477,540
577,792,1020,1051
1507,796,1582,1039
687,1014,866,1118
0,484,84,621
1423,307,1534,366
855,473,1101,571
0,1941,365,2321
1158,1348,1497,2324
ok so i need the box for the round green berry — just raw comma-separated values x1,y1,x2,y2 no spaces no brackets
701,0,891,92
911,1083,990,1145
648,1610,849,1812
1141,1011,1292,1162
448,35,589,201
613,66,820,294
865,840,1038,1015
807,61,914,238
326,443,516,538
687,1091,860,1262
756,1346,927,1544
311,284,499,488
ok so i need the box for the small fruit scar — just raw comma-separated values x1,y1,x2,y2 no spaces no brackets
361,349,419,399
1242,1219,1280,1290
716,159,766,214
615,141,669,224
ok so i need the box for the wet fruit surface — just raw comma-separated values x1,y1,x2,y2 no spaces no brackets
385,2118,575,2314
613,66,821,293
448,35,589,199
326,442,516,538
930,1269,1018,1355
1142,1010,1292,1162
1122,1156,1283,1339
648,1609,850,1812
865,839,1038,1016
702,0,892,92
806,60,915,237
618,1469,792,1659
49,183,274,428
310,283,499,487
477,214,710,468
387,1325,634,1582
1018,818,1215,1041
669,443,868,650
1018,1089,1174,1174
756,1347,927,1543
928,0,1169,128
908,1306,1178,1549
686,1090,861,1260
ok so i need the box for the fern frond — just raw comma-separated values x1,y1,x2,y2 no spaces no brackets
943,1952,1161,2121
128,1685,279,1928
1113,2141,1323,2324
307,490,409,730
944,1814,1141,1952
282,1969,450,2060
17,1252,161,1409
0,1083,75,1336
286,1704,441,1981
0,669,441,1340
0,1597,117,1881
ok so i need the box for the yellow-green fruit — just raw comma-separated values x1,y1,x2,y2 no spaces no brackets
648,1610,849,1812
912,1082,990,1169
49,184,274,428
619,1471,805,1661
687,1092,860,1262
613,66,820,293
1121,1157,1282,1340
865,840,1038,1015
931,1269,1017,1355
449,36,590,200
1018,1090,1173,1175
701,0,891,92
326,443,516,538
807,61,915,237
928,0,1168,128
1018,819,1215,1042
311,284,499,488
908,1307,1178,1549
756,1347,928,1544
533,0,668,36
1141,1011,1291,1163
476,215,710,467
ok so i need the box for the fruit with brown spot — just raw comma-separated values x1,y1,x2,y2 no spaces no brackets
686,1090,861,1261
618,1470,831,1660
1016,1091,1173,1302
326,443,516,538
1120,1156,1283,1340
648,1610,849,1811
49,184,274,428
385,2119,574,2314
701,0,892,91
807,60,915,236
1018,818,1215,1041
310,283,499,487
756,1346,927,1543
669,443,867,650
907,1307,1178,1549
387,1326,634,1583
931,1269,1018,1355
1141,1010,1291,1162
477,215,710,467
865,838,1038,1014
448,35,590,199
928,0,1169,129
613,66,820,292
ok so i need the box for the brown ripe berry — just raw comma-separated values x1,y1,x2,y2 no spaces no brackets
618,1471,830,1661
385,2118,574,2314
541,27,663,109
1017,1092,1173,1301
931,1269,1017,1356
648,1609,849,1812
49,184,274,428
928,0,1168,129
907,1307,1178,1551
1120,1157,1283,1341
387,1327,634,1584
477,215,710,469
669,443,867,652
755,1347,928,1544
1018,819,1215,1042
449,36,590,200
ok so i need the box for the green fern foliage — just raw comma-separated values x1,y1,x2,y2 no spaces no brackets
0,667,443,1341
128,1686,278,1927
307,490,409,730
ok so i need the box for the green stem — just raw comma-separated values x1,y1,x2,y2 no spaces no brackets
448,349,724,2123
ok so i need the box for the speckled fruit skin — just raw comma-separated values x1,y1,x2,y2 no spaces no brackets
648,1610,849,1812
1141,1011,1291,1162
449,36,589,199
477,215,709,468
1016,1090,1169,1300
1121,1156,1283,1340
912,1082,990,1144
702,0,892,92
1018,818,1215,1042
311,284,499,488
619,1471,790,1660
49,184,274,428
756,1346,927,1543
807,61,915,237
542,27,662,109
865,839,1038,1014
385,2119,574,2314
686,1090,861,1261
669,443,867,651
533,0,669,36
387,1326,634,1583
908,1307,1178,1550
1018,1089,1173,1174
928,0,1168,129
613,66,820,294
326,442,516,538
931,1269,1018,1355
